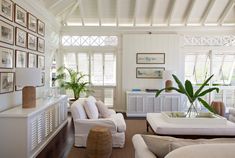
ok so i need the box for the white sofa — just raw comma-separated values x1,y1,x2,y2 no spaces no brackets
71,96,126,148
132,134,235,158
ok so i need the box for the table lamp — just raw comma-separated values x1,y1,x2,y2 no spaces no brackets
15,68,42,108
163,70,173,92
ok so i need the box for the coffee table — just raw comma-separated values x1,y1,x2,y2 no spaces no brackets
146,113,235,138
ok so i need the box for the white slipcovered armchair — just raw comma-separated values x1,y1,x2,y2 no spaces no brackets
71,96,126,148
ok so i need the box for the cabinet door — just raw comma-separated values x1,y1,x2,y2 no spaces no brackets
127,95,144,113
154,97,162,113
136,96,144,113
145,96,155,113
127,96,136,113
162,95,180,111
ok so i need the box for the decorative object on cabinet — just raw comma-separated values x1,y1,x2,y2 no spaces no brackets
136,53,165,64
37,19,45,36
0,46,13,68
163,70,174,92
0,95,68,158
0,0,14,21
27,33,37,50
37,55,45,69
37,37,44,52
15,68,41,108
15,50,27,67
155,74,219,117
0,72,14,93
15,27,27,47
14,4,27,27
27,13,37,32
28,53,37,68
211,101,225,117
136,67,165,79
0,20,14,44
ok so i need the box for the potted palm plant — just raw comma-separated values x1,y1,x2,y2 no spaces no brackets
54,66,91,102
156,74,219,117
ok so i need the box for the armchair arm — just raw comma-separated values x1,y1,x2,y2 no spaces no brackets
74,118,117,134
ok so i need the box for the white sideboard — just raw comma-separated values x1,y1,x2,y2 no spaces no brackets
126,91,184,117
0,95,68,158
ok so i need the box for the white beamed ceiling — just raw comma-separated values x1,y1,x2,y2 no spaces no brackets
42,0,235,27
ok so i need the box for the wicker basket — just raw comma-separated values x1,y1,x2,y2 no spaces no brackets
86,126,112,158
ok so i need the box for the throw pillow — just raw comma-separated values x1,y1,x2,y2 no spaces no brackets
96,100,111,118
71,100,87,120
83,100,99,119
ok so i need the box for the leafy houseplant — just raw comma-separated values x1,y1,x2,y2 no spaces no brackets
156,74,219,117
54,66,91,101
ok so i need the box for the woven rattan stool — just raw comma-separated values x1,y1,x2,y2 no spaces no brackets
86,126,112,158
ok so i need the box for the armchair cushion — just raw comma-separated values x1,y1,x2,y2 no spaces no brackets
96,100,111,118
71,100,87,120
83,100,99,119
110,113,126,132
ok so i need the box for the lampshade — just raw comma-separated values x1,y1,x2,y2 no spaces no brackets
15,68,42,86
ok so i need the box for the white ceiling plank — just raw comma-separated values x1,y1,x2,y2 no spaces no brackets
78,0,85,26
133,0,140,26
97,0,102,26
49,0,64,10
63,0,80,25
55,1,77,16
150,0,158,26
184,0,196,25
116,0,119,26
218,0,235,25
200,0,216,25
167,0,176,26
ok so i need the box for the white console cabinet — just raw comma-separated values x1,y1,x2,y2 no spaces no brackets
0,95,68,158
126,91,183,117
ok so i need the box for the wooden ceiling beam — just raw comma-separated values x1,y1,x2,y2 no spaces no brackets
133,0,140,26
200,0,216,25
184,0,196,25
97,0,102,26
49,0,64,10
78,0,85,26
55,1,76,16
150,0,158,26
63,0,80,25
116,0,119,26
218,0,235,25
167,0,176,26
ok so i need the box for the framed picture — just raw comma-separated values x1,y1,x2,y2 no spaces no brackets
27,33,37,50
37,37,44,53
136,53,165,64
28,53,37,68
27,13,37,32
38,72,45,87
136,67,165,79
15,50,27,67
15,27,26,47
37,55,44,69
14,4,27,27
0,72,14,93
0,46,13,68
0,0,13,21
37,19,45,36
0,20,13,45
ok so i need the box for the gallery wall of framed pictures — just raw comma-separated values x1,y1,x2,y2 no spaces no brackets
0,0,46,94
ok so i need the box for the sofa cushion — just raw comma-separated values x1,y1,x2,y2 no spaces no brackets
83,100,99,119
71,100,87,120
96,100,111,118
110,113,126,132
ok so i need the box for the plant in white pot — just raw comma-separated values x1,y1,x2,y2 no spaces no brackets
156,74,219,117
54,66,92,102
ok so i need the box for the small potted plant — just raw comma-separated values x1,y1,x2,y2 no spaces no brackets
156,74,219,117
54,66,92,103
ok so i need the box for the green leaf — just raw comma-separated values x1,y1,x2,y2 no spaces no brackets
155,87,183,97
194,75,214,97
172,74,187,93
155,89,165,97
198,98,216,113
197,88,219,97
185,80,194,97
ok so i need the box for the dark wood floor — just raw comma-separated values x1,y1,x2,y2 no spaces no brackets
37,114,75,158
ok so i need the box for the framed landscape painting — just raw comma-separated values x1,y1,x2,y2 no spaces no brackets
0,0,13,21
0,46,13,68
14,4,27,27
15,27,26,47
27,13,37,32
0,72,14,94
15,50,27,68
37,55,45,69
37,37,44,53
37,19,44,36
27,33,37,50
136,67,165,79
136,53,165,64
0,20,13,44
28,53,37,68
